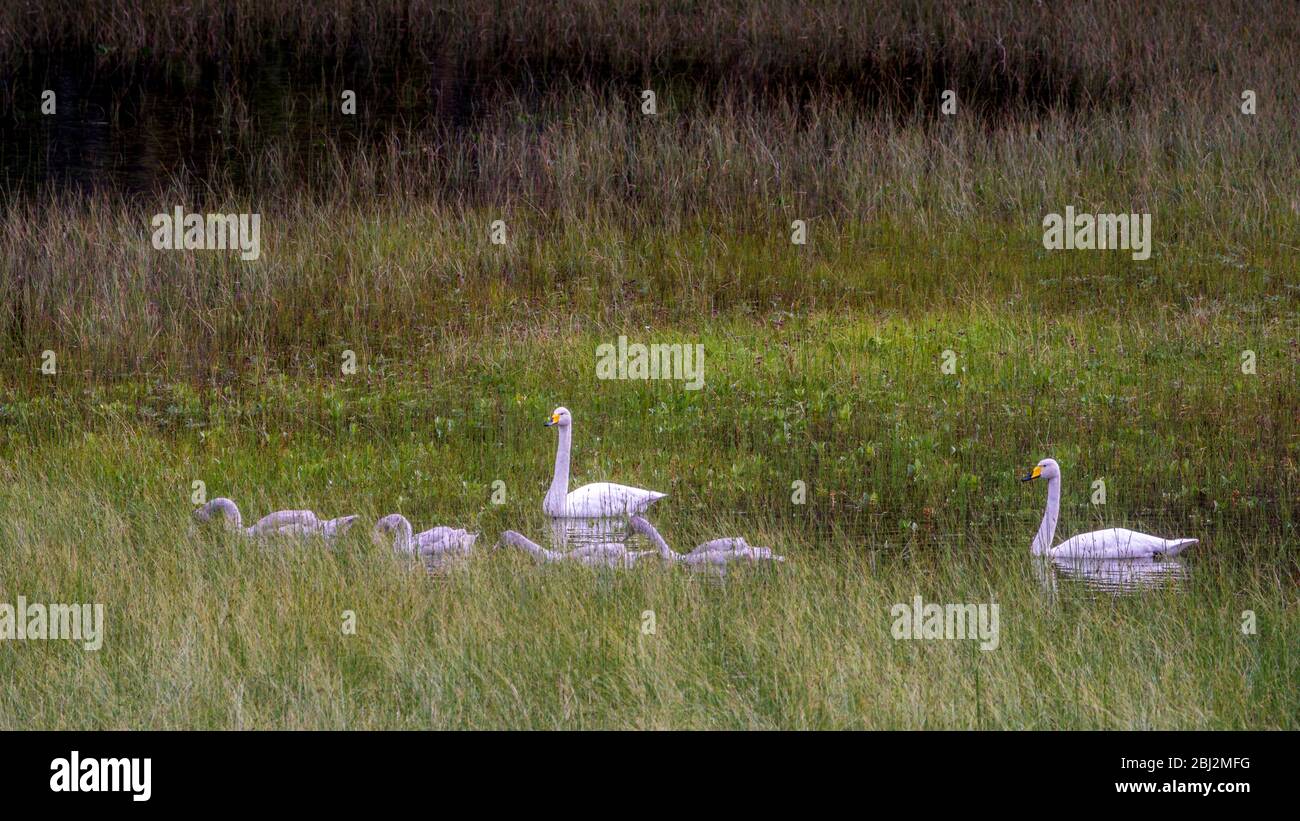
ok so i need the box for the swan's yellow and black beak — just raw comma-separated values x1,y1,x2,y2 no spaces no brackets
544,412,559,427
1021,465,1042,482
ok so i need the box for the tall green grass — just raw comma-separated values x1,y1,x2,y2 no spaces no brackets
3,202,1297,385
0,1,1295,729
1,311,1295,728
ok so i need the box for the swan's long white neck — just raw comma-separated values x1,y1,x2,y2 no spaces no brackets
1033,475,1060,555
211,497,243,531
648,530,677,560
390,515,415,554
502,531,558,561
545,425,572,515
630,516,680,560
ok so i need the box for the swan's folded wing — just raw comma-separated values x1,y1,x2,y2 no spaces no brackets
565,482,666,517
1053,528,1193,559
416,527,475,556
321,515,358,539
251,509,319,534
690,537,748,555
1160,537,1198,556
264,522,317,537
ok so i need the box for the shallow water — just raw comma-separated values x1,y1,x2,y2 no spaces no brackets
521,516,754,580
546,517,633,552
1,52,487,197
2,34,1111,200
1035,555,1189,598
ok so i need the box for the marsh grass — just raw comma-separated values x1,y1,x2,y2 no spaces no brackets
3,4,1297,376
0,1,1296,729
3,197,1297,384
0,453,1292,729
1,310,1295,728
4,309,1296,526
5,2,1297,109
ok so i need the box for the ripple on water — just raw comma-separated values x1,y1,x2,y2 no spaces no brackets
1037,555,1189,598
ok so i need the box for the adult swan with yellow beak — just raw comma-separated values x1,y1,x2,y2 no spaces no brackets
1022,458,1198,559
542,407,666,518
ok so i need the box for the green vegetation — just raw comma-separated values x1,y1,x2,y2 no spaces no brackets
1,307,1295,728
0,2,1295,728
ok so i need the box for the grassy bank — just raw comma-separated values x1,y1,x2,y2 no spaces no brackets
3,308,1297,526
3,202,1298,385
1,310,1295,728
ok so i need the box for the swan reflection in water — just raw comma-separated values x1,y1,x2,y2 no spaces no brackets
1036,555,1188,598
499,517,784,577
498,517,657,569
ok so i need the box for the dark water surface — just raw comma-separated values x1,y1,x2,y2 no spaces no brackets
0,49,494,198
1,35,1109,201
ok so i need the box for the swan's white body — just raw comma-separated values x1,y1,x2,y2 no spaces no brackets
373,514,478,569
543,407,665,517
1045,528,1197,560
193,497,358,542
1023,459,1197,559
628,516,786,565
498,530,655,569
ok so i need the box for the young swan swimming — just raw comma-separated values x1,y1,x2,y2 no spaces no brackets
1022,458,1198,559
373,514,478,570
542,406,666,517
193,497,358,542
627,516,786,565
497,530,656,569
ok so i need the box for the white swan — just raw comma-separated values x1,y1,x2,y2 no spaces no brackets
373,514,478,569
628,516,786,565
498,530,656,569
193,497,358,541
543,407,666,517
1022,459,1198,559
